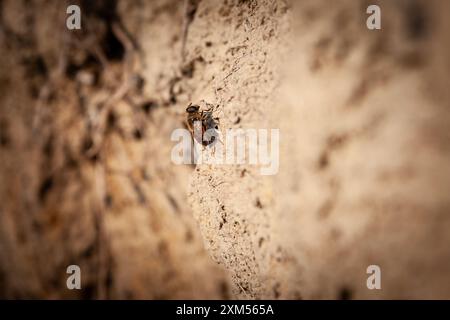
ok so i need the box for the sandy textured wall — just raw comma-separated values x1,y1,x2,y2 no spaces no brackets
0,0,450,299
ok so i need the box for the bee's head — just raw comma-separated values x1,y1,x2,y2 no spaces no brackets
186,103,200,113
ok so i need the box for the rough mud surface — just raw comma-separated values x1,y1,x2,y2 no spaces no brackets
0,0,449,299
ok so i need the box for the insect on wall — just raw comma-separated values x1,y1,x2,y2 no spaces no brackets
170,101,280,175
185,101,220,147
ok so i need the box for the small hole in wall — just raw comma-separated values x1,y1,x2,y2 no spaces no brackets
338,287,352,300
255,198,263,209
38,176,54,202
133,128,143,140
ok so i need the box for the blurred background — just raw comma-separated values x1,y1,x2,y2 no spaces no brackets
0,0,449,299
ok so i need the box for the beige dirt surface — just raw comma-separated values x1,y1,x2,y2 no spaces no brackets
0,0,449,299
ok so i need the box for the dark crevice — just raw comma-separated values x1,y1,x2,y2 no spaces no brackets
102,25,125,61
80,0,125,61
405,2,428,40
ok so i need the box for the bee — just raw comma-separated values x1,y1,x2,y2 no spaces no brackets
186,102,220,146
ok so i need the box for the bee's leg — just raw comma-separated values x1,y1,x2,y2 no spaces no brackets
185,119,193,133
203,102,213,112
